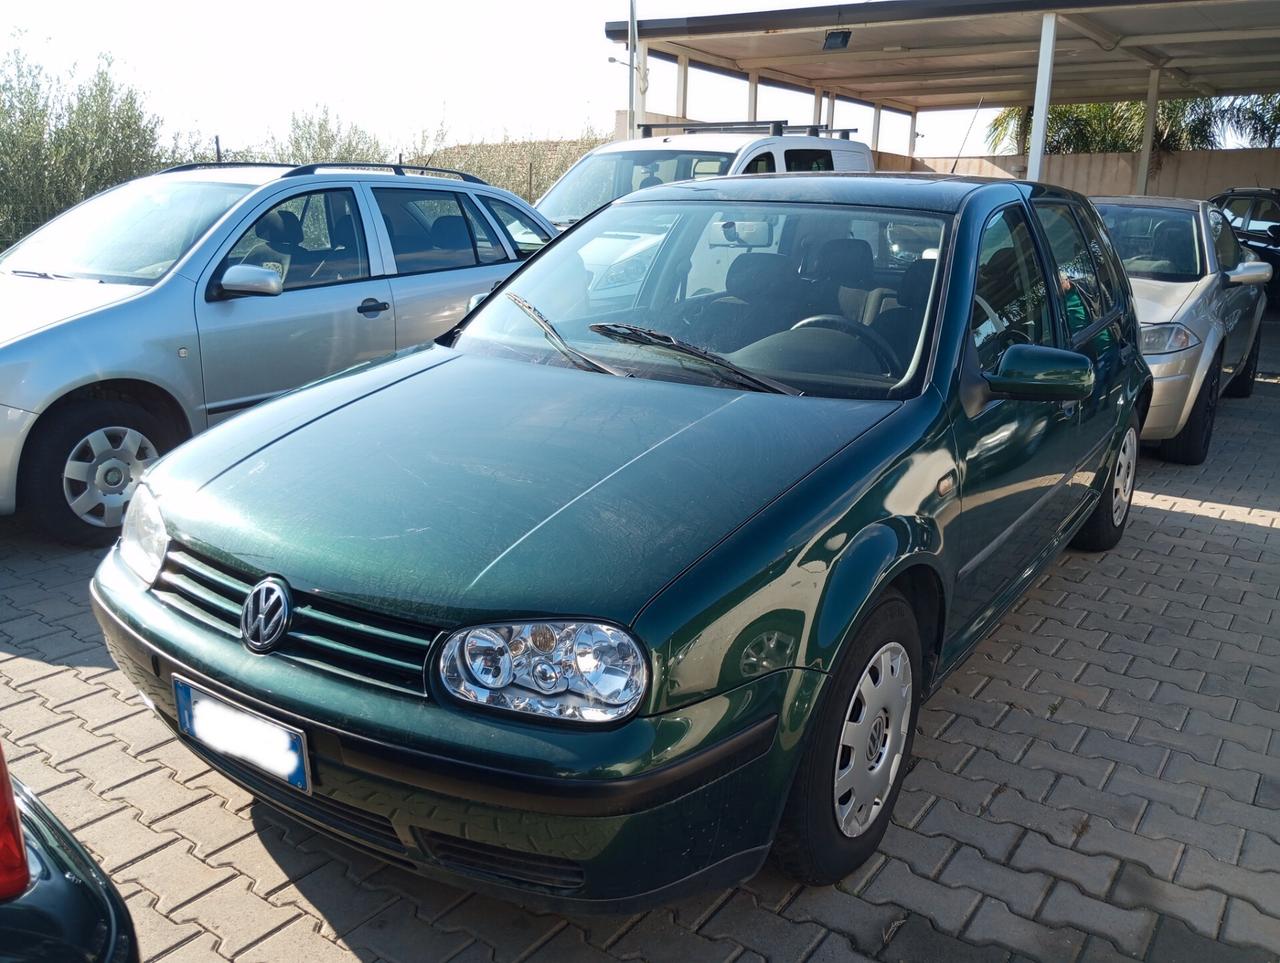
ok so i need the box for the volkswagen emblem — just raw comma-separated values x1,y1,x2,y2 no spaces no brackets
241,578,291,653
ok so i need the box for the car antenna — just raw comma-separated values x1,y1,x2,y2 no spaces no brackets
951,96,985,175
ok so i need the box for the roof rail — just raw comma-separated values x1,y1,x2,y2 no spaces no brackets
282,162,486,184
638,120,862,140
160,161,295,174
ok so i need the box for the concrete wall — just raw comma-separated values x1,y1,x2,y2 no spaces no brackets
877,148,1280,198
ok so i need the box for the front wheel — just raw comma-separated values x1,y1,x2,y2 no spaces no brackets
1071,410,1139,552
772,589,920,885
1158,356,1220,465
19,400,175,545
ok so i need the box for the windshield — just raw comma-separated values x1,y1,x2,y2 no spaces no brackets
1095,204,1204,283
537,150,734,226
457,200,948,400
0,178,254,285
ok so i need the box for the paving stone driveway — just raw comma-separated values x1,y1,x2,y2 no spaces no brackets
3,319,1280,962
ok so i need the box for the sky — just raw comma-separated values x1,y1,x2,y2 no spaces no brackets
2,0,1000,159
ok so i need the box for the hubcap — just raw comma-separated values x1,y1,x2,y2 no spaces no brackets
833,641,912,838
1112,426,1138,528
62,426,159,528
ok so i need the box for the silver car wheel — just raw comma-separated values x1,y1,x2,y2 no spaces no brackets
833,641,912,838
61,426,159,528
1111,425,1138,528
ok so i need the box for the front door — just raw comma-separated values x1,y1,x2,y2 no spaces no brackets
195,186,396,422
950,204,1083,637
364,186,520,349
1209,207,1264,373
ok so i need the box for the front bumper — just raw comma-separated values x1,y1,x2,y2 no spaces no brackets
1140,344,1207,442
91,547,819,912
0,403,38,515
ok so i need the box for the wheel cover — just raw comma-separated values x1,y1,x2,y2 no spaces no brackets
832,641,912,838
1112,426,1138,528
61,426,159,528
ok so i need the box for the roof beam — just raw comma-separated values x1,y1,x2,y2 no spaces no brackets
826,59,1149,89
1059,13,1213,94
1120,26,1280,46
737,38,1095,69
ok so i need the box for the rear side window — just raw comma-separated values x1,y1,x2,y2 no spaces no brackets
372,188,479,274
785,149,834,172
1032,202,1106,336
481,196,552,259
1221,196,1253,228
459,195,508,265
742,151,776,174
1248,198,1280,234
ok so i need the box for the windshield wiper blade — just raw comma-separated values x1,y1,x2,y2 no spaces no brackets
504,292,626,377
588,323,801,396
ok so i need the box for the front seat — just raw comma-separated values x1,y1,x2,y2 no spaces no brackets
807,238,895,324
700,253,799,353
869,258,939,373
241,209,305,280
430,215,474,268
1152,220,1196,274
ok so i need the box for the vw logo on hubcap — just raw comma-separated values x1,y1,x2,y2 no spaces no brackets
241,579,291,653
867,715,885,761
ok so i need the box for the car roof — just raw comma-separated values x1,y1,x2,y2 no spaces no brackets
591,133,870,156
615,171,1062,214
150,164,504,194
1092,195,1203,211
151,165,291,186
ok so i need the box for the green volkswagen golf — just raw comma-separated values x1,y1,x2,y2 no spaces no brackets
91,173,1151,911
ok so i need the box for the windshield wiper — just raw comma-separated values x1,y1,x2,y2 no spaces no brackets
504,292,626,377
588,323,801,396
5,269,87,281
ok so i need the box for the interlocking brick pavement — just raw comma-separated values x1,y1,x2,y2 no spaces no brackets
3,315,1280,961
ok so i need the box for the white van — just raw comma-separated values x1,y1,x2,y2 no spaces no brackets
537,124,876,229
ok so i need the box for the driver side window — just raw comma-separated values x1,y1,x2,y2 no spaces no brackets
972,206,1054,373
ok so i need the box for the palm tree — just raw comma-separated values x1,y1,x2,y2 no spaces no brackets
986,98,1229,154
1224,94,1280,148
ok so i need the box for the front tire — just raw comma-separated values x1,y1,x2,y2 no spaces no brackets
772,589,921,885
1072,409,1139,552
1158,355,1220,465
1224,327,1260,399
19,400,174,545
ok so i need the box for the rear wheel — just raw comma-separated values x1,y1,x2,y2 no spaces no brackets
1224,327,1261,399
19,401,175,545
1072,409,1139,552
1158,356,1220,465
772,589,920,885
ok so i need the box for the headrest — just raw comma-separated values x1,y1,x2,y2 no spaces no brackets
431,215,470,252
254,210,303,246
726,253,794,300
810,237,874,287
331,213,358,250
897,258,937,312
1152,220,1194,270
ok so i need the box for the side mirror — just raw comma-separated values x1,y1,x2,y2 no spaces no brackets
985,343,1095,402
1268,224,1280,242
217,264,283,298
467,292,488,313
1225,261,1273,287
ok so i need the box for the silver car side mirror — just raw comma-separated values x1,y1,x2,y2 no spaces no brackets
1225,261,1272,287
219,264,284,297
467,292,488,312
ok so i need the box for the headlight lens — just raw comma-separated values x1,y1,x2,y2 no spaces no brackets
1140,323,1200,354
596,253,651,290
119,484,168,584
439,622,648,723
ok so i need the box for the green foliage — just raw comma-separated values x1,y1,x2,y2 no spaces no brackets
263,107,387,164
0,51,178,250
986,98,1228,155
1224,94,1280,149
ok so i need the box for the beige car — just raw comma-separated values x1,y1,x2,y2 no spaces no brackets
1093,195,1270,464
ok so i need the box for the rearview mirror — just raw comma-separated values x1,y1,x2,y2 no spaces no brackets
218,264,283,297
713,219,774,248
1225,261,1272,287
985,343,1094,402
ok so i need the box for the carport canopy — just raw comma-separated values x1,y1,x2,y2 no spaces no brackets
605,0,1280,189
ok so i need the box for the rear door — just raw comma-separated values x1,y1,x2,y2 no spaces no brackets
364,185,519,349
195,185,396,422
950,203,1083,633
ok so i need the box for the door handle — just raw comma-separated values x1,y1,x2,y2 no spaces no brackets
357,298,390,316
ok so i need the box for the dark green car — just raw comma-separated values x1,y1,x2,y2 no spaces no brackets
91,174,1151,911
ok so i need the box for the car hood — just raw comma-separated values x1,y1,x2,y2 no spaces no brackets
154,348,896,629
0,272,146,348
1128,277,1202,327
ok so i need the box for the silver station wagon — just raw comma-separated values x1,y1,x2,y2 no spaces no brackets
0,162,555,542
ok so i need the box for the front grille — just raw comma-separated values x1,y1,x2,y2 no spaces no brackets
181,735,410,858
416,830,586,891
153,545,442,694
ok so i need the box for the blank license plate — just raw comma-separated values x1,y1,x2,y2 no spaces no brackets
173,676,310,792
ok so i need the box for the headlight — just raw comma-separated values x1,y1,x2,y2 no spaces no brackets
1140,323,1200,354
596,254,650,290
119,484,168,584
438,622,648,723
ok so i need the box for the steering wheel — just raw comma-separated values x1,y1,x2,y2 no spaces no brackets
790,314,903,376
